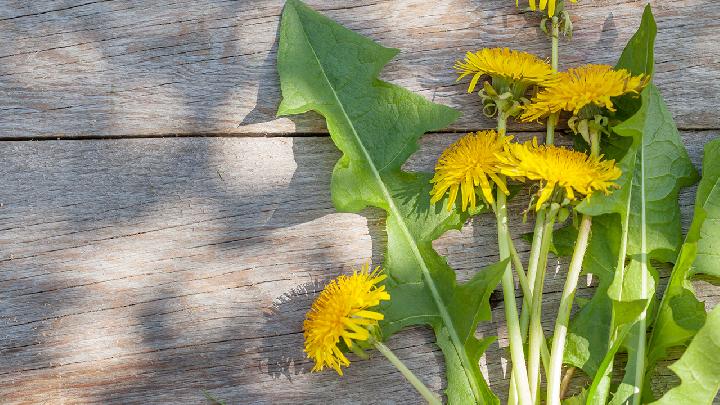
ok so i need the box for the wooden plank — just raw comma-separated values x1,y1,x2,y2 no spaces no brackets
0,132,717,403
0,0,718,139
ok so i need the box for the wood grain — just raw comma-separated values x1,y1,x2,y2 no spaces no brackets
1,133,717,403
0,0,718,138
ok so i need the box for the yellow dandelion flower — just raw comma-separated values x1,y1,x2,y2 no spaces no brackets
521,64,648,122
454,48,557,94
519,0,577,17
500,138,621,210
430,130,512,211
303,264,390,375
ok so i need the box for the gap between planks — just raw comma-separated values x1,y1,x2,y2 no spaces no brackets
0,128,719,141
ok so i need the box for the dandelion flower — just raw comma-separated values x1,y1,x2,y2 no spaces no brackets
519,0,578,17
430,130,512,211
303,264,390,375
455,48,557,94
521,64,648,122
500,138,621,210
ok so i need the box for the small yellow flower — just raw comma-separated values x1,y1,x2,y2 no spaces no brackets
454,48,557,94
430,130,512,211
303,264,390,375
500,138,621,210
519,0,577,17
521,64,648,122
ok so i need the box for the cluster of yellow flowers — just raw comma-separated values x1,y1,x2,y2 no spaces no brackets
437,47,648,213
455,48,647,122
430,131,621,212
521,64,649,122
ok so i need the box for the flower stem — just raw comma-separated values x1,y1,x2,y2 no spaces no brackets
547,129,601,405
508,235,551,404
547,214,592,405
372,340,442,405
546,16,560,145
497,190,532,405
496,111,532,405
521,209,547,337
508,237,531,307
547,130,600,405
527,204,559,402
551,16,560,72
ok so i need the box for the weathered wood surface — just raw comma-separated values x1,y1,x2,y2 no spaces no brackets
1,132,718,404
0,0,718,138
1,0,719,404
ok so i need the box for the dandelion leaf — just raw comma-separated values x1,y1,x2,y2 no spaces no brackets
277,1,504,403
651,305,720,405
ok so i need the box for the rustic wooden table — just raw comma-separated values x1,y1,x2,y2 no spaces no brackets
0,1,718,404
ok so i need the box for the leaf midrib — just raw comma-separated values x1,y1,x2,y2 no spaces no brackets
291,5,483,401
632,117,649,405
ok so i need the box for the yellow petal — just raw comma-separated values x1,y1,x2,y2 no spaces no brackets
468,73,482,94
478,174,495,205
536,182,556,211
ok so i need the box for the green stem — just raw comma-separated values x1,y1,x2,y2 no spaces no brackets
507,238,528,405
496,111,532,405
546,113,559,146
547,129,601,405
497,110,508,135
497,190,532,405
551,16,560,72
373,340,442,405
547,214,592,405
527,204,559,402
521,209,547,338
545,16,560,145
508,237,532,307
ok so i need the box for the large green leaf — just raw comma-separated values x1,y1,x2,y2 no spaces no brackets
651,305,720,405
644,138,720,399
565,7,697,400
276,1,504,403
564,4,662,383
578,84,697,404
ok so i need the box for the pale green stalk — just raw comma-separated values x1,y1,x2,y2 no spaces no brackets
513,15,563,403
547,129,601,405
497,112,533,405
373,340,442,405
527,204,559,402
508,225,551,405
551,16,560,72
546,16,560,145
520,209,547,337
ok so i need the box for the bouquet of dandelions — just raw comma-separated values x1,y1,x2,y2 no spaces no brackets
275,0,720,404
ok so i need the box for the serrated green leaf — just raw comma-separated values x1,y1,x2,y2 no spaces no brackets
578,84,697,405
568,10,706,402
651,305,720,405
564,8,658,380
276,1,503,403
644,138,720,400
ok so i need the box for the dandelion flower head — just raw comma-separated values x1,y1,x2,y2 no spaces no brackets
500,138,621,210
303,264,390,375
521,64,648,122
430,130,512,211
454,48,557,94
